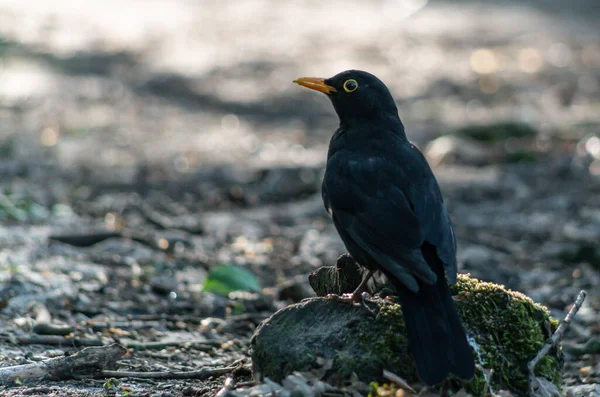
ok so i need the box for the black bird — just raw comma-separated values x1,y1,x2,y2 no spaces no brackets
294,70,475,385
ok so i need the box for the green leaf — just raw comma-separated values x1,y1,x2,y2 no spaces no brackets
103,378,120,389
202,265,261,295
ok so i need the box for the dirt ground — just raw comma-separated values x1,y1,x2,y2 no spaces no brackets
0,0,599,395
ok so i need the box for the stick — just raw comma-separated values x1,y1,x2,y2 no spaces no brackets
0,344,126,385
126,340,221,351
102,365,237,380
528,290,587,395
1,335,104,347
215,377,236,397
49,232,122,247
382,369,415,393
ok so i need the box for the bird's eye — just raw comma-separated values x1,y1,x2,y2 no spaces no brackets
343,79,358,93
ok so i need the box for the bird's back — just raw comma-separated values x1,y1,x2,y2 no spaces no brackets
323,123,456,288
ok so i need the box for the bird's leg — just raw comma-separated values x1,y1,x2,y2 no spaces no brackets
328,270,374,304
352,270,374,300
439,380,449,397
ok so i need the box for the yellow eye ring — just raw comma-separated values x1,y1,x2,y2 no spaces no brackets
343,79,358,93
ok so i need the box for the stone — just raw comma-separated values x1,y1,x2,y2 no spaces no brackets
565,384,600,397
251,271,562,396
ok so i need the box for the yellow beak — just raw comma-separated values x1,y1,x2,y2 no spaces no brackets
293,77,337,94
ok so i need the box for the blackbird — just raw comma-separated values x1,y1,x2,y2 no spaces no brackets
294,70,475,385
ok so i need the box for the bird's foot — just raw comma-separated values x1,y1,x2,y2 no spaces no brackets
327,292,377,317
360,291,378,317
326,292,363,304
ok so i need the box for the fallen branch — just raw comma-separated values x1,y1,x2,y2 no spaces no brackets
136,200,204,234
528,290,587,396
87,320,164,332
118,314,205,323
102,365,237,380
31,323,73,336
126,340,221,351
49,232,122,247
0,344,127,386
1,335,104,347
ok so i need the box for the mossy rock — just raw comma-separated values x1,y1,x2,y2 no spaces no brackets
250,274,561,396
450,275,561,395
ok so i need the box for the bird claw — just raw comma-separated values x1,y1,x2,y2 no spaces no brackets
360,291,378,317
326,292,362,304
327,292,378,317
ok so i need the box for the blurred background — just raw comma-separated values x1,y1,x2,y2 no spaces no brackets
0,0,599,393
0,0,598,170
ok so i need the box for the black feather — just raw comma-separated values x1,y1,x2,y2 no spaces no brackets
391,243,475,384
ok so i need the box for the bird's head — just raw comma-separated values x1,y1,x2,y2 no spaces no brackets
294,70,399,125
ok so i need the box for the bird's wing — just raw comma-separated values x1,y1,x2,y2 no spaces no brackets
324,150,437,292
324,143,457,290
403,147,458,282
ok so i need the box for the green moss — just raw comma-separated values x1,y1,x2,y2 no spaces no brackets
368,382,404,397
450,274,562,395
360,275,561,395
329,275,560,395
355,302,415,380
253,275,561,395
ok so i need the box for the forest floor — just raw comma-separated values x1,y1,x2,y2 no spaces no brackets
0,0,599,395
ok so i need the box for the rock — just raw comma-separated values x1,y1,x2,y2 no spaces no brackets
150,274,179,296
565,384,600,397
227,373,342,397
251,273,562,396
531,377,561,397
251,297,413,385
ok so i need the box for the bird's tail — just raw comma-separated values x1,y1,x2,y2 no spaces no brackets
392,244,475,386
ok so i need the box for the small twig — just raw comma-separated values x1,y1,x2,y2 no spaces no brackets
216,377,236,397
382,369,415,394
101,314,206,324
0,344,126,385
2,335,104,347
227,313,272,322
137,201,177,230
126,340,221,351
87,320,164,332
102,365,237,380
136,201,204,234
528,290,587,396
481,367,494,397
